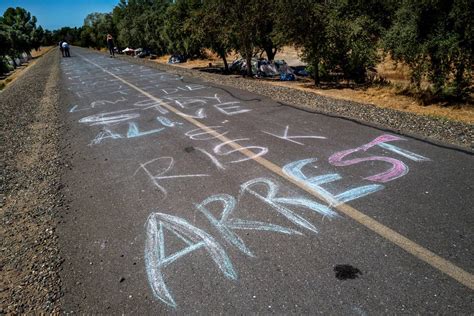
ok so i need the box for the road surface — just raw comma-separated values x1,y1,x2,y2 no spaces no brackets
57,48,473,314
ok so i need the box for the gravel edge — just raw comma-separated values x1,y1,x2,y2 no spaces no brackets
0,50,63,313
109,52,473,152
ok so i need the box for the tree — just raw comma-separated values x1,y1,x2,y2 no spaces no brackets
31,25,44,50
0,21,13,74
324,0,390,83
384,0,473,100
112,0,170,53
81,13,115,48
2,7,37,56
253,1,282,61
41,29,54,46
185,0,234,72
0,19,13,57
277,0,397,84
276,0,330,84
162,0,203,57
212,0,271,76
54,27,82,45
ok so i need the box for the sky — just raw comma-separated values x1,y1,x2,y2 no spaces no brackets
0,0,118,30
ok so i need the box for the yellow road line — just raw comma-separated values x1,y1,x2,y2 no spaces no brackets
77,53,474,290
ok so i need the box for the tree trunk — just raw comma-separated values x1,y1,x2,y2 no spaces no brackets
454,61,465,98
313,61,320,86
246,52,253,76
222,54,229,73
265,46,277,61
431,57,444,94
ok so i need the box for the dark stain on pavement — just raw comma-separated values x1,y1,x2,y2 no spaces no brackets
334,264,362,280
184,146,195,153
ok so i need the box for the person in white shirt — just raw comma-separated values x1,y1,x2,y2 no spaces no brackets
62,41,70,57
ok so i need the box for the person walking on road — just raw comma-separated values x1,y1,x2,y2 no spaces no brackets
107,34,115,58
62,41,70,57
59,40,64,57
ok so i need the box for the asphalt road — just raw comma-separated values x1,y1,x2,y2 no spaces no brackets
57,48,473,314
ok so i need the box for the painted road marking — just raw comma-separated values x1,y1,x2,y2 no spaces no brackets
76,52,474,290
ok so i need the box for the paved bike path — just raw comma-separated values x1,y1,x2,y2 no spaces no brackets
57,48,473,314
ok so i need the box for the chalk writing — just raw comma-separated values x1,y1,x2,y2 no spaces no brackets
91,96,127,108
263,125,326,145
69,105,80,112
160,84,208,95
89,122,165,145
134,99,170,114
165,94,221,109
110,89,132,96
328,134,410,183
164,94,251,118
65,58,433,311
185,126,229,140
79,109,139,126
145,176,339,308
70,97,129,113
134,157,209,196
145,212,237,308
377,142,430,162
195,147,226,170
159,74,183,81
283,158,383,206
195,193,303,257
127,122,164,138
213,139,268,163
156,116,183,127
180,108,206,119
90,129,122,145
213,101,251,116
240,178,338,232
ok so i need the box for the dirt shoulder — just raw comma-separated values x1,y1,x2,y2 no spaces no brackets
0,49,63,313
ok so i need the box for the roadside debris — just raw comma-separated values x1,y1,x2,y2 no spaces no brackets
168,54,187,64
230,57,302,81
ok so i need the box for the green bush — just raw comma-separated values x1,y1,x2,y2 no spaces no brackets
0,56,11,74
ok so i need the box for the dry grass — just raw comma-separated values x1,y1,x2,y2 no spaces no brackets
31,47,52,58
376,55,412,83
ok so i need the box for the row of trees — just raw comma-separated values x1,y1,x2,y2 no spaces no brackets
2,1,472,100
77,0,472,100
0,7,86,74
0,7,81,75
